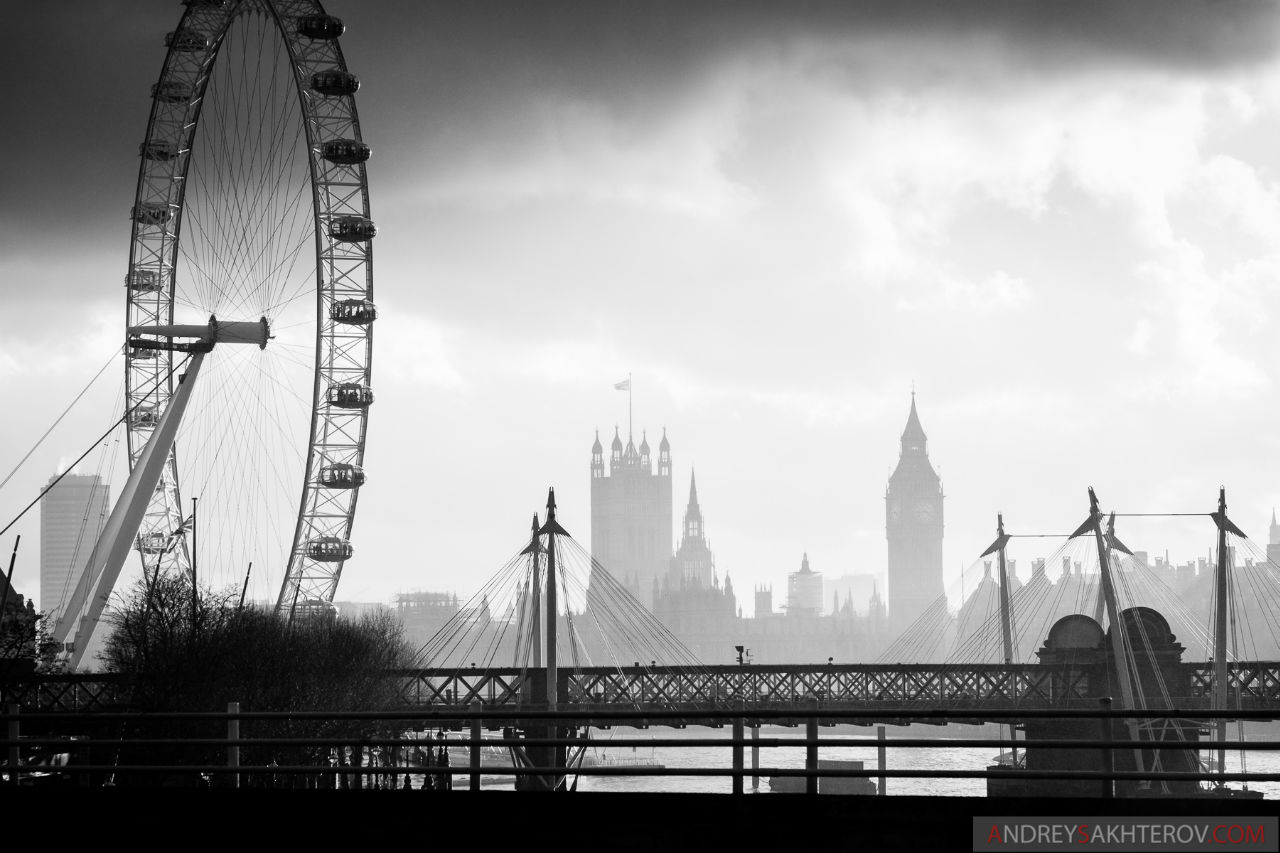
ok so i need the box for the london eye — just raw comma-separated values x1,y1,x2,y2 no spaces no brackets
118,0,375,632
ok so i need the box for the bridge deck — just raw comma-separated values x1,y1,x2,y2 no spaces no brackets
5,662,1279,719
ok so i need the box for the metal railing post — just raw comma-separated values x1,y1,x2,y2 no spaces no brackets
226,701,240,789
469,701,482,792
6,704,18,787
751,724,760,790
732,712,744,795
1099,697,1114,799
806,697,818,795
877,725,887,795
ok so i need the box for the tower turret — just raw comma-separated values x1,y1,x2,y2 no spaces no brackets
591,430,604,479
658,428,671,477
610,427,623,468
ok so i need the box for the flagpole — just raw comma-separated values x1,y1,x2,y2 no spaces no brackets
628,372,633,441
191,496,198,633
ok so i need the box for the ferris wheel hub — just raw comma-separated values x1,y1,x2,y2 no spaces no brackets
127,315,271,352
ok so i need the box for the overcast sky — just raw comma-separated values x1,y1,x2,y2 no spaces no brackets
2,1,1279,616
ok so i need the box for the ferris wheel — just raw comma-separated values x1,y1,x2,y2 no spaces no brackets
112,0,375,631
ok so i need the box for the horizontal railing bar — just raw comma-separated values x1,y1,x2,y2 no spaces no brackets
6,708,1279,722
5,737,1280,751
7,659,1280,679
5,764,1277,782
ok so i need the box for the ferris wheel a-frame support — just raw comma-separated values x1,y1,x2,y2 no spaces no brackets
50,320,267,669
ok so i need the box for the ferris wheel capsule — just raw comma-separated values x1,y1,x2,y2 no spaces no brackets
138,532,169,555
132,203,173,226
165,30,210,52
327,382,374,409
311,70,360,97
328,215,377,242
140,141,180,161
152,81,193,103
329,298,377,325
125,270,163,292
306,536,354,562
296,15,346,40
128,345,160,361
319,463,366,489
130,406,160,428
321,139,371,165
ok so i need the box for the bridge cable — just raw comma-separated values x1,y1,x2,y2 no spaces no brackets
0,354,191,544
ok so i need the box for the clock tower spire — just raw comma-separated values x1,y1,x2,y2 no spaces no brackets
885,392,944,630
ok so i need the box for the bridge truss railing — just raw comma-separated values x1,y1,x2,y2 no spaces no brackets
392,662,1280,716
5,661,1280,716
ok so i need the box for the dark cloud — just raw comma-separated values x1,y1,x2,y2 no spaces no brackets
348,0,1280,102
5,1,1278,269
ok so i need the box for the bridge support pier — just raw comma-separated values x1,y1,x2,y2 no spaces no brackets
991,610,1200,797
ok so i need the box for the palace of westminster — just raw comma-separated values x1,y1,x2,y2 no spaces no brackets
577,396,941,664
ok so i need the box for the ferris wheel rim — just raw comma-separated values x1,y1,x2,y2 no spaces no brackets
122,0,374,614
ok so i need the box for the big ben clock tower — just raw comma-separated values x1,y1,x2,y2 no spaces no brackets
885,393,944,629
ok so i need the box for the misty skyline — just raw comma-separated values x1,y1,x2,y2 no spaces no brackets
2,1,1279,615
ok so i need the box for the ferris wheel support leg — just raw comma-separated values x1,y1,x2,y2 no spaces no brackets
53,353,207,669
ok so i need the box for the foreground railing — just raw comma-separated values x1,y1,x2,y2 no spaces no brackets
3,702,1278,794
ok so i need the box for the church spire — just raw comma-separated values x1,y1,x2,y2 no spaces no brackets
683,468,703,542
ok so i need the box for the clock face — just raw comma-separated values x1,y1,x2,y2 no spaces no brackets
887,500,902,523
915,502,936,523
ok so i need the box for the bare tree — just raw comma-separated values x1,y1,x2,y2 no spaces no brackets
100,574,415,786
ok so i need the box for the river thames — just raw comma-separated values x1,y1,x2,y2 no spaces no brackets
450,722,1280,797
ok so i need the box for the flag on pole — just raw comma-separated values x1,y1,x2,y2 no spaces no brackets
614,378,631,391
165,513,195,552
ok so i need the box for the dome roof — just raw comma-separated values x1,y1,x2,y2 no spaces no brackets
659,428,670,451
611,428,623,452
591,430,603,453
639,431,650,454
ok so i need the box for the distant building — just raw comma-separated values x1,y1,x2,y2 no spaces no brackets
953,559,1020,658
825,573,883,616
754,585,773,618
653,472,737,662
1268,509,1280,567
0,571,39,670
785,553,823,617
885,395,944,627
589,428,672,609
40,473,110,619
395,591,460,648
